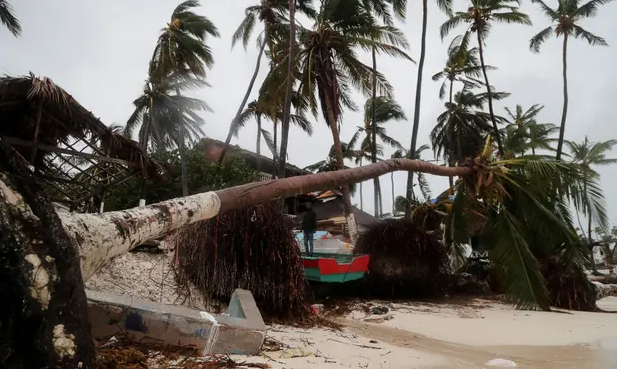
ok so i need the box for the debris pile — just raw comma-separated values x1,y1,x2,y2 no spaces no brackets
355,218,451,298
172,202,311,321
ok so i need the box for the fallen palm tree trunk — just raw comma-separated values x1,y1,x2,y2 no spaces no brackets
59,159,472,280
0,137,470,369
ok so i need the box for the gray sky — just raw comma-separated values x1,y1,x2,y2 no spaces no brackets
2,0,617,227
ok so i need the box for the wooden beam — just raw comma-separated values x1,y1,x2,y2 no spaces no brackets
1,136,139,167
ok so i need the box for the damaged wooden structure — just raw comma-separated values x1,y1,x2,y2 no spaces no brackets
0,74,163,213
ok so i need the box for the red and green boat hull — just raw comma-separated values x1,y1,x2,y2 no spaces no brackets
301,253,370,283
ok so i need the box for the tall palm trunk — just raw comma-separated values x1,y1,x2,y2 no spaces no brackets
555,34,569,161
175,87,189,197
391,171,395,214
324,97,359,244
277,0,296,179
476,31,504,156
272,121,278,179
370,47,382,217
447,81,454,188
256,114,262,173
219,40,267,164
359,157,364,210
139,105,154,207
406,0,428,208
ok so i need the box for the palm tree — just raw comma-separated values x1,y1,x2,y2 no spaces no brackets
358,0,410,218
220,0,316,165
406,0,452,206
391,144,431,213
432,34,493,103
125,63,211,204
566,136,617,252
233,93,313,173
297,0,410,242
0,0,20,36
431,85,509,186
529,0,613,160
232,100,276,172
440,0,531,156
151,0,219,197
502,104,558,155
349,96,406,216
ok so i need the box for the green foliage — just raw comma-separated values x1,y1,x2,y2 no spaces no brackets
103,148,258,211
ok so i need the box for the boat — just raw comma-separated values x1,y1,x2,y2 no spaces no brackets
300,252,370,283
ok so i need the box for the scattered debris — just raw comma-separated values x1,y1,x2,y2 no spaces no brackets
363,314,394,323
371,306,389,315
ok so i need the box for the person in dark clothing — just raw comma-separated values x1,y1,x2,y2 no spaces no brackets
301,202,318,255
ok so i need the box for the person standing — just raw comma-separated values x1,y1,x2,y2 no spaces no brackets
301,202,317,256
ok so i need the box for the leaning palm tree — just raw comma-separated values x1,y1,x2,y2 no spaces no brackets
566,136,617,251
220,0,317,166
406,0,451,207
151,0,219,196
440,0,531,156
349,96,406,216
297,0,410,242
529,0,613,160
432,34,493,103
0,0,20,36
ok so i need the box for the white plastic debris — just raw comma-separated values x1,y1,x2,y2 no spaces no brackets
485,358,517,367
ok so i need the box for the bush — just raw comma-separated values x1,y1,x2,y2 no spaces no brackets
104,148,258,211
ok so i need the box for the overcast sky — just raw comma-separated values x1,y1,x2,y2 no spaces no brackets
2,0,617,226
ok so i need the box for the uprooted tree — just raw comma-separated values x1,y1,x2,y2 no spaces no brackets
0,137,605,368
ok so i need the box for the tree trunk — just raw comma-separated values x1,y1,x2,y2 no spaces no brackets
61,158,472,281
138,108,153,207
359,157,363,210
218,40,267,164
323,98,359,243
601,244,614,266
256,115,262,173
448,79,454,188
406,0,428,205
391,171,395,214
555,34,569,161
175,87,189,197
476,30,504,156
0,142,95,368
370,46,380,218
272,121,278,179
277,0,296,179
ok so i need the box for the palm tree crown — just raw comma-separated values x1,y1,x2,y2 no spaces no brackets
529,0,611,53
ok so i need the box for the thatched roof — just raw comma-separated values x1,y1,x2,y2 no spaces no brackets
0,74,163,211
196,137,310,178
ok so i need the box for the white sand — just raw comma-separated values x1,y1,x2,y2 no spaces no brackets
347,299,617,347
88,252,617,368
232,325,448,369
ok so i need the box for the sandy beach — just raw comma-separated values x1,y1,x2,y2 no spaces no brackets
88,252,617,368
233,298,617,369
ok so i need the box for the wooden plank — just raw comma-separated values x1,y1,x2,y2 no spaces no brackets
1,136,139,167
